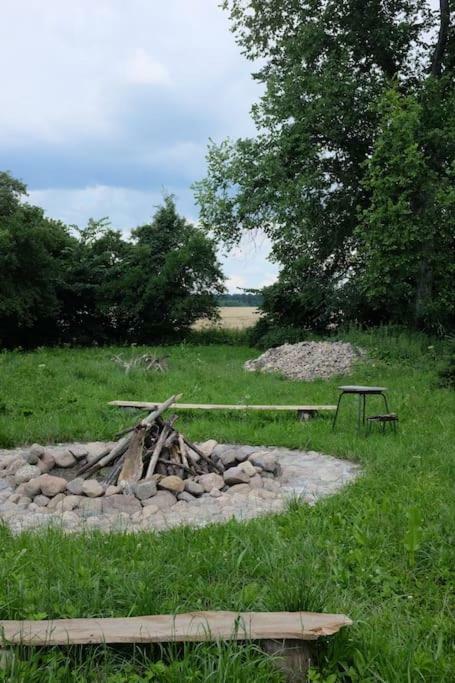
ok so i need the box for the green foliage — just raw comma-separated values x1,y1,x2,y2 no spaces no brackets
217,292,263,306
194,1,454,332
0,330,454,680
0,179,224,347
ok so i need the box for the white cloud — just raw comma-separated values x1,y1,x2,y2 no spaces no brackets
126,49,171,86
226,275,247,293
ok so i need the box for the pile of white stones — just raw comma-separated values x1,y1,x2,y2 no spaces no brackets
245,341,366,381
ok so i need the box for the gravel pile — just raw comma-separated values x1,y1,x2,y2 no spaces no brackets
244,341,366,381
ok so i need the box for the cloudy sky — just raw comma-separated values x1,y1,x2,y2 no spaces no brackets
0,0,278,292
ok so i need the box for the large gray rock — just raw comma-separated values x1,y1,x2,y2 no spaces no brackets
198,473,224,492
53,449,77,468
235,445,256,462
177,491,195,503
23,444,44,464
158,475,185,494
82,479,104,498
47,493,66,510
15,465,41,485
66,478,85,495
39,474,67,497
34,494,50,507
79,497,103,517
223,466,250,486
184,480,204,497
62,495,81,511
238,461,257,477
134,480,157,500
68,445,89,461
196,440,218,457
102,494,141,515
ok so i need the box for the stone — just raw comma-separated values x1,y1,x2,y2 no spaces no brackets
66,478,85,495
23,450,39,465
30,443,46,458
62,511,80,528
14,465,41,485
158,475,185,494
142,504,159,518
8,493,21,503
236,445,256,462
82,479,104,498
6,457,27,475
209,488,222,498
47,493,66,510
67,445,89,460
28,502,39,512
53,449,77,468
79,497,103,517
39,474,67,497
34,494,49,507
37,451,55,473
248,452,281,475
23,477,42,498
184,480,204,496
223,466,250,486
62,495,81,511
226,483,250,495
197,439,218,457
102,494,141,515
177,491,195,503
134,480,157,500
17,495,32,508
249,474,263,489
220,449,238,468
238,460,257,477
198,473,224,492
105,485,121,497
151,490,177,510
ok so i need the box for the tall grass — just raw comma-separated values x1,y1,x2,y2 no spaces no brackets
0,329,454,681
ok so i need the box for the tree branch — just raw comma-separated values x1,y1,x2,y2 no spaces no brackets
430,0,450,77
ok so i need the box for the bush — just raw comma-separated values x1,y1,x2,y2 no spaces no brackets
247,319,308,349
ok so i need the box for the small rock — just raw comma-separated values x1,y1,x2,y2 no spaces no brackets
30,443,46,458
134,480,157,500
220,449,238,468
17,495,32,508
226,483,250,494
63,495,81,511
183,480,204,496
23,450,39,465
249,474,263,489
28,502,39,512
197,439,218,457
82,479,104,498
66,478,85,495
105,485,121,497
177,491,195,502
248,452,281,475
209,488,222,498
62,511,80,528
47,493,66,510
79,497,103,517
15,465,41,485
238,461,257,477
158,475,185,494
236,445,256,462
23,477,42,498
39,474,67,497
6,458,26,475
8,493,21,504
68,445,89,460
37,451,55,473
53,449,77,468
34,495,50,507
223,466,250,486
151,490,177,510
198,473,224,492
142,504,159,517
102,494,141,515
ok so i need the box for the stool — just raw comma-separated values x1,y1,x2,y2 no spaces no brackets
332,385,389,431
367,413,398,434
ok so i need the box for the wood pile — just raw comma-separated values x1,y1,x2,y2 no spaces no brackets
75,395,222,492
112,353,169,374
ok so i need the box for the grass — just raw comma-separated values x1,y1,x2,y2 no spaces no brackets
0,329,454,681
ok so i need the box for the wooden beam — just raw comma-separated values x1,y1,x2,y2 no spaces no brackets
109,400,336,413
0,611,351,646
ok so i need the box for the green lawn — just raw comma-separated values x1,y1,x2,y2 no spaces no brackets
0,329,454,681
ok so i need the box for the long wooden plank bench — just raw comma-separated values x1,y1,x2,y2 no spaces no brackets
109,400,337,420
0,610,351,646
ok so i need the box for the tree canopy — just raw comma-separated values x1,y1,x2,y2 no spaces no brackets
195,0,454,331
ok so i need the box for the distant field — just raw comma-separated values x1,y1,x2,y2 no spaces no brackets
194,306,259,330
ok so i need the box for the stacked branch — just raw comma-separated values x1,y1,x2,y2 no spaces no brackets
112,353,169,374
75,394,222,491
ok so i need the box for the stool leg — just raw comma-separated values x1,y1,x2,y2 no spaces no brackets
332,393,344,431
382,393,390,413
363,394,366,425
357,394,362,431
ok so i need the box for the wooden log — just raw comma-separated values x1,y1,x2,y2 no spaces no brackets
109,400,337,413
118,425,147,490
145,424,172,479
0,611,352,646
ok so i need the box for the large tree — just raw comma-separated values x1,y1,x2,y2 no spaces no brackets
195,1,454,330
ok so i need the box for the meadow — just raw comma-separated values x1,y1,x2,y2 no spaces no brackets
0,328,454,681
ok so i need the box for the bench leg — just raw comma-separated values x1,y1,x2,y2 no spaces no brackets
261,639,312,682
332,393,344,431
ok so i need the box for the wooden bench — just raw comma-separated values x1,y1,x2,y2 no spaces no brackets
109,400,337,421
0,610,352,681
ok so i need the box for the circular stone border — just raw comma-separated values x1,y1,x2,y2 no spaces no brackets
0,442,360,534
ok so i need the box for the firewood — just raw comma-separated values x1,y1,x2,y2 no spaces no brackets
118,425,147,491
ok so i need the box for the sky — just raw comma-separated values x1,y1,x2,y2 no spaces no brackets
0,0,278,292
